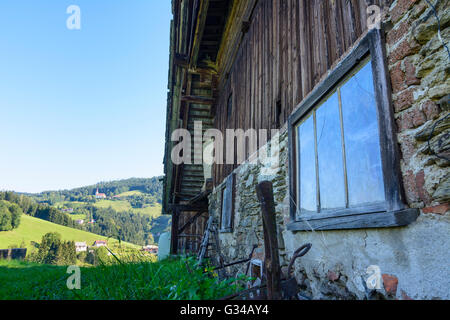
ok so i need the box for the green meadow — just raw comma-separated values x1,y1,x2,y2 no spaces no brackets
0,215,139,252
94,199,162,218
0,257,244,300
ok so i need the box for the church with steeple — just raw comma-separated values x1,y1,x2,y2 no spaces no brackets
95,188,107,199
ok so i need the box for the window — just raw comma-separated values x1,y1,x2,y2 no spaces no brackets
220,173,235,232
287,30,418,231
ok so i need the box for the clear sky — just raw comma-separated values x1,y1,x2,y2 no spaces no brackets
0,1,171,193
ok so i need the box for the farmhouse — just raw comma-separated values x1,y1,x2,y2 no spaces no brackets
93,240,107,247
75,242,87,253
162,0,449,299
142,245,159,254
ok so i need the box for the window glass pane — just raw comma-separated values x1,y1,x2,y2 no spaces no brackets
316,92,346,210
297,115,317,214
341,61,385,206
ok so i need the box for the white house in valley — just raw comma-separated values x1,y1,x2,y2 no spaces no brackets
75,242,87,253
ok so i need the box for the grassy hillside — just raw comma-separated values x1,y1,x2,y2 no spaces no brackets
18,177,169,246
0,215,138,252
93,199,162,218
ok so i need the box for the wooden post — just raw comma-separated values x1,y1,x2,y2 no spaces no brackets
171,207,180,255
256,181,282,300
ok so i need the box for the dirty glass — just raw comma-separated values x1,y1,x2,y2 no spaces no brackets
316,92,346,210
340,61,385,207
297,115,317,215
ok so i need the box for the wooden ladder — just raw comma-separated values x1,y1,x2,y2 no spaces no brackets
197,216,228,278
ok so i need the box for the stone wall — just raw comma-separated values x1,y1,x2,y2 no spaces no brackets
208,0,449,300
208,129,290,276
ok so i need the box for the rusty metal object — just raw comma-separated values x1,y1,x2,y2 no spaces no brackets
221,243,312,300
281,243,312,300
213,244,258,272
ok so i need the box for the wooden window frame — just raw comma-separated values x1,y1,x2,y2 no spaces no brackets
287,29,419,232
219,173,235,233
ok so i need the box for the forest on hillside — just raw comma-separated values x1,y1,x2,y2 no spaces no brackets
28,177,162,205
0,177,170,246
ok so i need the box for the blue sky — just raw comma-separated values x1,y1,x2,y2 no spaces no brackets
0,1,172,193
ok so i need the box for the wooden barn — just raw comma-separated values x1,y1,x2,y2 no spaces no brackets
162,0,450,299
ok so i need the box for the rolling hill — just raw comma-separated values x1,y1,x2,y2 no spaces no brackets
5,177,170,246
0,215,139,254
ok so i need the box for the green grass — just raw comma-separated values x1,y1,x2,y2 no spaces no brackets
67,214,87,220
0,257,245,300
133,203,162,218
115,190,144,197
93,200,162,218
94,199,133,212
0,215,139,253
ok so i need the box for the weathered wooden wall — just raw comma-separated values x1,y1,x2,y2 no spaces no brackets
212,0,390,186
174,211,209,254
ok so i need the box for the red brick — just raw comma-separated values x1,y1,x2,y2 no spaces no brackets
422,203,450,215
404,60,420,85
390,0,418,23
390,62,406,93
382,274,399,295
387,21,411,46
403,170,420,203
397,107,426,131
421,100,441,121
389,38,420,65
399,135,416,163
394,88,414,112
415,170,432,205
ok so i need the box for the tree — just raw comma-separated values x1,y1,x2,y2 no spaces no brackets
96,246,110,265
33,232,77,265
0,201,12,231
36,232,62,265
57,240,76,265
7,202,22,229
0,200,22,231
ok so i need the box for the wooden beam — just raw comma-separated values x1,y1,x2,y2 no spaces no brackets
174,53,189,68
190,0,210,68
178,210,207,234
256,181,282,300
181,95,215,105
168,203,208,212
287,208,419,231
170,207,180,255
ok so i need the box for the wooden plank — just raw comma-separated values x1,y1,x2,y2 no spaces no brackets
190,0,210,68
178,210,207,234
170,207,180,254
181,95,215,105
256,181,282,300
220,173,235,232
369,28,407,211
287,208,419,231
